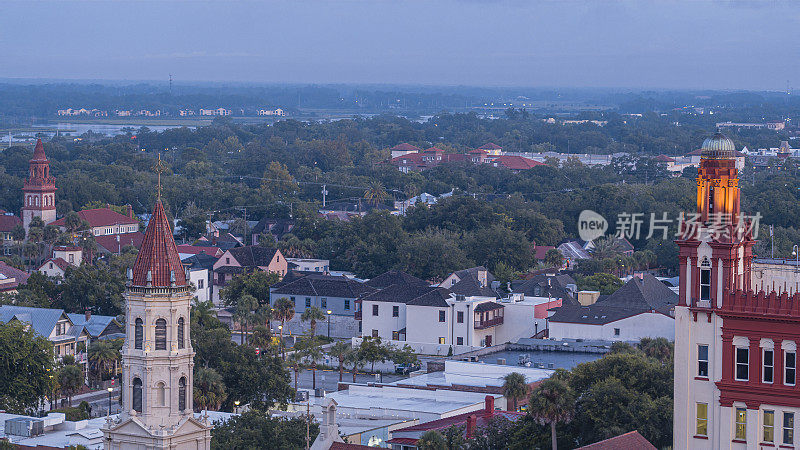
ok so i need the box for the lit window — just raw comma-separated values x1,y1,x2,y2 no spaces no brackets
736,347,749,381
392,331,399,340
698,344,709,377
764,410,775,443
735,407,747,440
784,412,794,445
696,402,708,436
764,349,774,383
786,351,796,386
439,337,445,344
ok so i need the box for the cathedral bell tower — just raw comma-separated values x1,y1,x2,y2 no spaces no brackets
22,139,57,233
103,181,211,449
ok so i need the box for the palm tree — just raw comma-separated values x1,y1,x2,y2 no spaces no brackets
588,237,621,260
88,340,119,387
363,181,388,207
57,364,83,407
193,367,227,411
235,294,258,345
329,340,350,382
300,306,326,336
502,372,528,412
345,347,366,383
416,430,447,450
250,325,273,354
287,351,304,392
273,297,295,359
191,299,217,328
299,337,323,390
528,377,576,450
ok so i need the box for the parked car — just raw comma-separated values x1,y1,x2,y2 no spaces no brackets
395,363,421,374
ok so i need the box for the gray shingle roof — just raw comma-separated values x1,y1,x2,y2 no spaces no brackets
226,246,280,268
271,274,376,299
0,305,68,337
365,270,429,289
407,288,451,307
361,283,444,304
449,276,498,298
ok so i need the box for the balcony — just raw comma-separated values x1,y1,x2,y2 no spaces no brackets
474,316,504,330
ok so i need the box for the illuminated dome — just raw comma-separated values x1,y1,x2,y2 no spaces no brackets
701,132,736,159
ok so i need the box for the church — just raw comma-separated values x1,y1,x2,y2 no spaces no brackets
674,133,800,448
101,189,212,448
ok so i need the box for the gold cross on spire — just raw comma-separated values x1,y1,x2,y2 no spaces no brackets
153,153,167,200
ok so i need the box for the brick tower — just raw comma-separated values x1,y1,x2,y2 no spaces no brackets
22,139,56,233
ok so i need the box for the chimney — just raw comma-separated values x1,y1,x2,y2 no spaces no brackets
85,310,91,321
484,395,494,415
125,204,133,219
466,414,477,439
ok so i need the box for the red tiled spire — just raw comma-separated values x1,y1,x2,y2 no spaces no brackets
131,200,186,287
31,139,48,162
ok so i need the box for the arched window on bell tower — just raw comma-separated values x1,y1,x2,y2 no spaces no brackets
134,318,143,350
177,317,185,349
700,258,712,302
155,319,167,350
132,378,143,413
178,377,187,411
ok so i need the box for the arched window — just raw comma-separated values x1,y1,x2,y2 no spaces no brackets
134,318,143,350
155,318,167,350
177,317,185,349
178,377,187,411
156,382,166,406
700,258,712,301
132,377,143,413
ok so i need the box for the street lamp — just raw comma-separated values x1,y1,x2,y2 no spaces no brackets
278,325,284,359
234,400,240,414
326,310,332,338
107,387,113,417
793,245,798,268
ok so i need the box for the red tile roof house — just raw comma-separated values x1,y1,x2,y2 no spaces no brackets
576,430,656,449
486,155,546,172
389,143,423,159
387,396,523,449
211,246,287,305
51,206,144,254
477,142,503,155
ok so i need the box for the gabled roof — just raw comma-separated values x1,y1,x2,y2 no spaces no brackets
577,431,656,449
0,305,68,337
478,142,502,150
449,276,498,298
512,274,577,305
271,274,377,299
51,208,137,228
0,214,22,233
95,232,144,253
0,261,30,286
533,245,555,260
549,274,677,325
225,246,280,268
558,241,591,260
407,288,451,307
182,252,218,271
177,244,223,258
489,155,545,170
451,266,495,284
39,257,70,272
364,270,429,289
391,152,425,165
131,200,186,287
251,217,295,237
66,313,121,339
360,283,445,305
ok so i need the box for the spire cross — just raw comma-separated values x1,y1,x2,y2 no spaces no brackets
153,153,167,200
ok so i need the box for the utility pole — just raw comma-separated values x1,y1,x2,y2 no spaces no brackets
305,402,311,450
169,74,173,95
321,184,328,208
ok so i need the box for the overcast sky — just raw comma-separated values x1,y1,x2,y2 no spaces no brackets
1,0,799,90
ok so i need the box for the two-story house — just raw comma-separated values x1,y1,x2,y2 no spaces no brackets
212,246,287,305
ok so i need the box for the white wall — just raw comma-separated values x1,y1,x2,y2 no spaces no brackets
188,269,210,304
406,305,450,345
496,302,538,343
549,312,675,342
361,300,406,339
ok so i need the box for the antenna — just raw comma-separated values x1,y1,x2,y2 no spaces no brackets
153,153,167,200
169,74,173,95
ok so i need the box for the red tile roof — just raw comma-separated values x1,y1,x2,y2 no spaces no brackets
577,431,656,449
478,142,502,150
490,155,545,170
469,148,488,154
390,143,422,152
131,200,186,287
391,152,425,165
177,244,223,258
95,232,145,253
0,261,30,287
0,214,22,233
39,258,70,271
51,208,137,228
533,245,555,260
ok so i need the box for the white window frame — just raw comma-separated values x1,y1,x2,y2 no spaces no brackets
786,351,796,386
764,410,775,443
784,412,794,445
763,349,774,383
698,344,709,378
700,259,712,302
735,347,749,381
696,402,708,437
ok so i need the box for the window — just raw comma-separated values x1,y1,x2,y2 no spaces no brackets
696,403,708,436
372,329,378,338
764,410,775,443
132,378,143,413
49,263,53,269
698,344,709,377
305,298,311,308
372,305,379,316
197,279,203,289
457,311,464,323
786,351,796,386
156,382,166,406
393,306,399,317
457,337,464,345
438,337,445,344
392,331,399,340
439,311,446,323
735,407,747,440
178,377,187,411
106,228,112,235
764,349,774,383
155,318,167,350
177,317,185,349
321,298,327,308
614,328,621,336
134,318,143,350
700,260,711,301
225,257,230,264
736,347,749,381
784,412,794,445
344,300,350,310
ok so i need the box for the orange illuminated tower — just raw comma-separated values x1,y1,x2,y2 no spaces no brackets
22,139,57,233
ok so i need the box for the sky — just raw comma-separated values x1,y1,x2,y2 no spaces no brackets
1,0,799,90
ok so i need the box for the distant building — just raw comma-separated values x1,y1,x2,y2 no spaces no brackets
257,108,285,116
199,108,231,116
717,121,785,131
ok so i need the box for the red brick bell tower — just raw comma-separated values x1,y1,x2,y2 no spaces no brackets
22,139,57,233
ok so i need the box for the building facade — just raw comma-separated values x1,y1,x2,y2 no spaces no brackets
102,198,211,449
22,139,57,233
671,134,800,449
